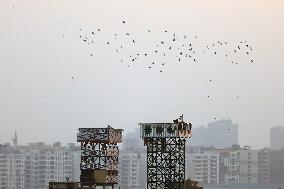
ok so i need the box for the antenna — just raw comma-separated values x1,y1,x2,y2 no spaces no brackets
12,131,18,146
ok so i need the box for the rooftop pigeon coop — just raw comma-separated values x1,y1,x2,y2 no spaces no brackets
140,115,192,189
77,127,123,189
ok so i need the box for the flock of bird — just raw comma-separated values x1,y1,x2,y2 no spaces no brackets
7,3,255,122
58,20,255,120
76,20,255,73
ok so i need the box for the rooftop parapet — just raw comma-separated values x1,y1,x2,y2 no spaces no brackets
139,118,192,138
77,127,123,143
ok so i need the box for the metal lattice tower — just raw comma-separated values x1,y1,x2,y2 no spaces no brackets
140,116,192,189
77,126,123,188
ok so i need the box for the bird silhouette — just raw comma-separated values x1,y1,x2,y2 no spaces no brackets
76,25,254,76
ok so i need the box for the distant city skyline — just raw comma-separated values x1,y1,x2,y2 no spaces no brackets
2,119,283,150
2,132,284,188
190,119,238,148
1,0,284,149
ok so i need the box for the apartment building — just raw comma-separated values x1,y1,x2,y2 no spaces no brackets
270,149,284,184
190,119,238,148
188,151,220,184
119,152,142,189
0,146,25,189
270,126,284,150
257,148,270,183
239,147,259,184
217,149,240,184
0,142,79,189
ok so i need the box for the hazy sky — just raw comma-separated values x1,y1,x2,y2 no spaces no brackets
0,0,283,149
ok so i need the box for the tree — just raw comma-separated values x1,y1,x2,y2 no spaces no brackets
183,178,203,189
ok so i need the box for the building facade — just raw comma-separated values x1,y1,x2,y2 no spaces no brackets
270,126,284,150
270,149,284,184
0,142,80,189
190,119,238,148
119,152,143,189
188,151,220,184
239,148,259,184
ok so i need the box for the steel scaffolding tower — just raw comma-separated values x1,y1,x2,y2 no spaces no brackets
77,126,123,189
140,116,192,189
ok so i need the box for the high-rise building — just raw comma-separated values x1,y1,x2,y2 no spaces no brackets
216,147,240,184
119,152,142,189
120,128,147,189
189,119,238,148
189,126,209,147
257,148,270,184
239,147,259,184
122,128,143,151
188,151,220,184
0,146,25,189
0,142,80,189
270,126,284,150
270,149,284,184
207,119,238,149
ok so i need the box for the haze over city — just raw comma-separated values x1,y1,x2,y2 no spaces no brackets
0,0,284,149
